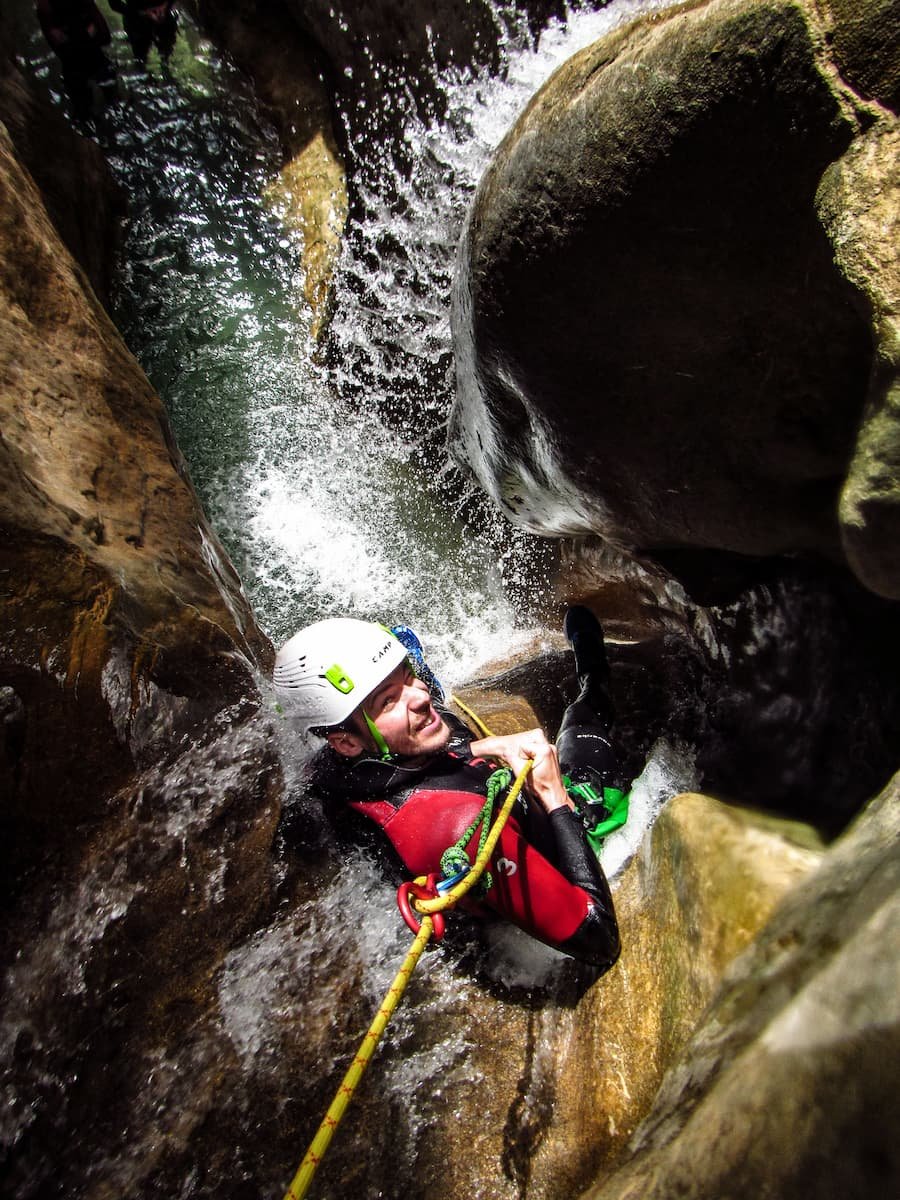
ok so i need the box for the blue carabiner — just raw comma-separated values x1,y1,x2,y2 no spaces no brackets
436,869,468,894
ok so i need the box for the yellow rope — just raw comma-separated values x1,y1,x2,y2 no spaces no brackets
283,917,435,1200
412,760,531,914
448,692,494,738
282,757,532,1200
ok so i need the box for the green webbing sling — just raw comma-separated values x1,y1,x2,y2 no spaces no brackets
565,778,631,854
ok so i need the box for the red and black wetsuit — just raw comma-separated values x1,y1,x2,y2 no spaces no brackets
313,710,620,971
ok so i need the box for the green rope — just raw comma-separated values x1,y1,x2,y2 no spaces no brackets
439,766,512,897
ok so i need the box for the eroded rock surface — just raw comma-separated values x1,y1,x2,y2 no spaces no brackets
0,85,284,1197
0,116,273,880
452,0,900,599
533,790,824,1196
583,769,900,1200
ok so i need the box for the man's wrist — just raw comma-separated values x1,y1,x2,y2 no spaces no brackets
532,780,573,813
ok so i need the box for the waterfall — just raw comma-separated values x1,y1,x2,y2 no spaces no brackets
19,0,683,688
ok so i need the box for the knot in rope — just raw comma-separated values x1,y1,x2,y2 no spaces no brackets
438,766,512,898
438,845,471,880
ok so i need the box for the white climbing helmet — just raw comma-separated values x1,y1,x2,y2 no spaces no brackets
273,617,407,731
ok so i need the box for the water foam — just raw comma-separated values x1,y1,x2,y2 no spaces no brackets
601,737,700,881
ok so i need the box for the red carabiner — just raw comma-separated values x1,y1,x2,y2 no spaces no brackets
396,874,446,940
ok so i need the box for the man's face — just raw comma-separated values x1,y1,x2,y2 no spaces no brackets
329,662,450,759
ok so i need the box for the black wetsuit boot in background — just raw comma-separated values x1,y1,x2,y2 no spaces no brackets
556,606,618,816
563,605,613,715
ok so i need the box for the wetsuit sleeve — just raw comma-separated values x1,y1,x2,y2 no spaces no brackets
546,807,620,969
483,811,620,973
547,807,612,898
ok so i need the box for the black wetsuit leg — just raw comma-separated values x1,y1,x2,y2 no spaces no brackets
58,37,113,119
508,679,617,859
123,7,177,63
556,604,619,792
508,783,620,971
513,606,620,853
123,11,153,62
555,685,618,792
153,9,178,60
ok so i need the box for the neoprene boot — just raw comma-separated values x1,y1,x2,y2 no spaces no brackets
563,605,611,706
557,606,617,811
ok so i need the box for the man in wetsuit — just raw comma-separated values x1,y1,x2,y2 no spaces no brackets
274,608,621,972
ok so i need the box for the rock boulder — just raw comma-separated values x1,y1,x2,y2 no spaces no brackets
0,116,272,888
451,0,900,599
0,89,283,1199
583,768,900,1200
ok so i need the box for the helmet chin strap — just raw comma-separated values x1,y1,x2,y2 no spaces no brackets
362,710,393,761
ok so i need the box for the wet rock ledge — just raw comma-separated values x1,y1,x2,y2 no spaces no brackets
0,106,274,880
0,26,286,1197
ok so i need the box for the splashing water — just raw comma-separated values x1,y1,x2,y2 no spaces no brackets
19,0,684,688
329,0,688,421
600,737,699,879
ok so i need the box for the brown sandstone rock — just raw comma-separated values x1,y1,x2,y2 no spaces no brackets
0,88,283,1200
451,0,900,599
193,0,348,337
527,791,823,1195
264,137,348,339
453,633,571,735
819,123,900,599
581,769,900,1200
558,537,712,641
0,119,272,885
0,702,283,1199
